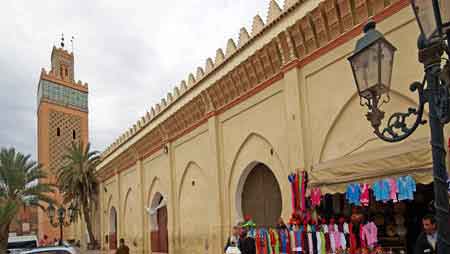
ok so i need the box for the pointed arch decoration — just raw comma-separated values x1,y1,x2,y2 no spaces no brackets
318,89,426,162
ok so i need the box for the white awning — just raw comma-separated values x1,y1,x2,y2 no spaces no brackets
309,137,433,194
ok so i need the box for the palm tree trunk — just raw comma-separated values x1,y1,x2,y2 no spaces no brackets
82,204,96,249
0,221,11,252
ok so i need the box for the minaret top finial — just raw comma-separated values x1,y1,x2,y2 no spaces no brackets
60,33,65,48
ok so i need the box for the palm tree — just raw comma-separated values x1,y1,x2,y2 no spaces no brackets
0,147,54,251
56,141,100,248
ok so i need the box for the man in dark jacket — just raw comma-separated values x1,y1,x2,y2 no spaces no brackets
415,214,437,254
116,238,130,254
239,226,255,254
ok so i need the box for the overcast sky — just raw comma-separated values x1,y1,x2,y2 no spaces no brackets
0,0,283,158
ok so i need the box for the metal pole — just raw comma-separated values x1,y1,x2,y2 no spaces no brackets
59,221,63,246
424,56,450,254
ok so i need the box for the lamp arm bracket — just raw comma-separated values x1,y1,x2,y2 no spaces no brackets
372,81,426,142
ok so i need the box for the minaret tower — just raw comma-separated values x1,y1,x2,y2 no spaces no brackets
37,35,89,241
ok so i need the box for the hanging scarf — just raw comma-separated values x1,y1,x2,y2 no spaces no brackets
298,173,303,211
348,223,358,254
300,171,308,211
295,174,300,211
319,232,326,254
270,229,280,254
279,229,291,254
256,228,269,254
288,174,296,212
301,226,308,254
256,229,262,254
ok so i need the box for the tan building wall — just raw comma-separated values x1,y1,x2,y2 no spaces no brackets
96,0,447,253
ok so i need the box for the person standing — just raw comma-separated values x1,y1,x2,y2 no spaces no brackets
415,214,438,254
239,226,255,254
116,238,130,254
224,225,242,253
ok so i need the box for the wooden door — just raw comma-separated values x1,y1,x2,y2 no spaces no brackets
151,206,169,253
158,206,168,252
242,163,282,227
109,207,117,250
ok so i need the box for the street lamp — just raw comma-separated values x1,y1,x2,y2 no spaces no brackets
348,3,450,253
411,0,450,41
46,203,78,246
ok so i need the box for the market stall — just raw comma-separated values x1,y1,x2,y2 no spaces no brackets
244,138,438,254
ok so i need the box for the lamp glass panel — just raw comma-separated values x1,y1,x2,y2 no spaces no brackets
440,0,450,32
351,43,380,98
379,41,395,94
47,204,55,218
412,0,438,39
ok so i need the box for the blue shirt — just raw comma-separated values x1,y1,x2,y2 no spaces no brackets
397,176,416,201
346,183,361,205
372,179,390,202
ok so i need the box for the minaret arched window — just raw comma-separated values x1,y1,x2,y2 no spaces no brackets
57,127,61,137
72,130,76,140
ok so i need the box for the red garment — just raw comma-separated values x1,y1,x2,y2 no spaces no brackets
360,183,370,206
256,230,261,254
301,172,307,211
286,230,292,254
349,223,358,254
270,230,276,253
294,174,300,211
324,233,331,253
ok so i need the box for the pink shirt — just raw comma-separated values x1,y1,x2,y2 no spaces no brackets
310,188,322,207
388,178,398,202
329,224,341,250
361,222,378,248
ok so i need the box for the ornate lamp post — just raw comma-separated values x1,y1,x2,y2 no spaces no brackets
47,203,77,246
348,1,450,253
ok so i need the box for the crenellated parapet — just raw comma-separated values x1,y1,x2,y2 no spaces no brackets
98,0,405,173
40,67,88,93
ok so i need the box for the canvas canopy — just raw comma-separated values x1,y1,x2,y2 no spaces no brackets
309,137,434,194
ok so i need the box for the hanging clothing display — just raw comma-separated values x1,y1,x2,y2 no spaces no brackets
288,171,308,213
278,229,291,254
270,229,280,254
346,183,361,206
372,179,390,202
360,183,370,206
278,170,419,253
397,175,416,201
387,178,398,202
310,187,322,208
361,222,378,248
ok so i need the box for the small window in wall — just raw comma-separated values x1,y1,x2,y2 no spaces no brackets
57,127,61,137
72,130,76,140
65,68,68,77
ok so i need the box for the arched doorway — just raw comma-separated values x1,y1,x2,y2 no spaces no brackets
109,207,118,250
150,193,168,253
240,163,282,227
